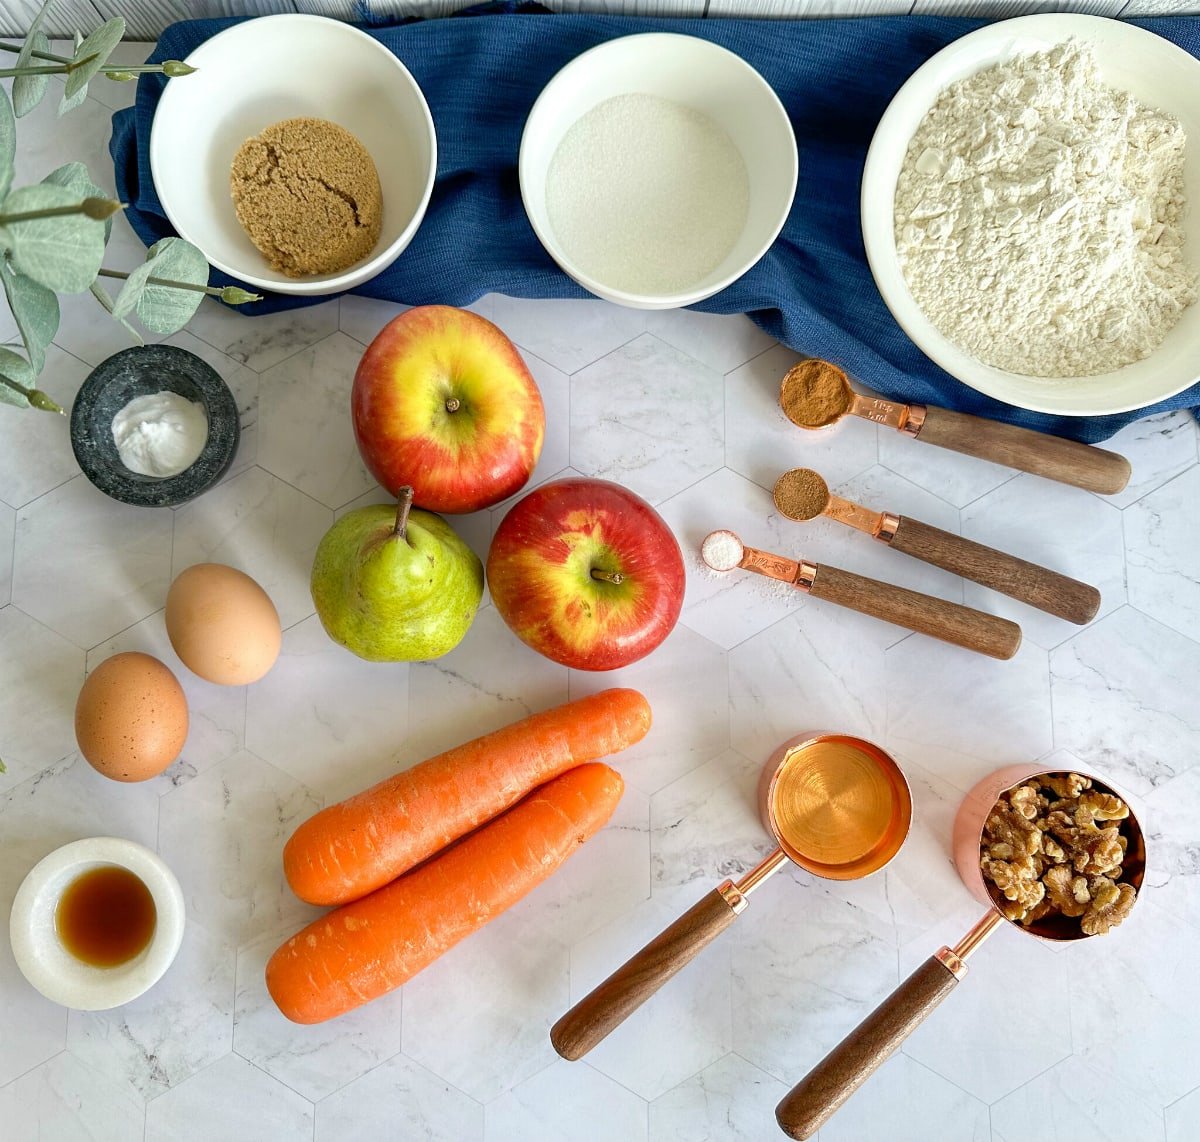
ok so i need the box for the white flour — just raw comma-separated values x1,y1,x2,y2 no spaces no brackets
895,43,1197,378
545,94,749,296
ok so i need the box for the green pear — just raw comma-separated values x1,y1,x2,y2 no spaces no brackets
311,486,484,662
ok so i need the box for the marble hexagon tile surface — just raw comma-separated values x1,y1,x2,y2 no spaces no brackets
0,55,1198,1142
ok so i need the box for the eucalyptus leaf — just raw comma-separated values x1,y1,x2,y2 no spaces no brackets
43,162,114,242
0,260,58,373
65,18,125,99
0,88,14,201
14,32,50,118
0,347,35,386
4,184,106,293
90,280,143,345
58,83,89,117
15,0,53,73
123,237,208,334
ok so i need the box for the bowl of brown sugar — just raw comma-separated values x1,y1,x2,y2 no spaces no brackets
149,14,437,296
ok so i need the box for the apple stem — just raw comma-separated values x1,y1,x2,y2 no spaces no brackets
394,486,415,542
445,397,461,413
590,568,624,586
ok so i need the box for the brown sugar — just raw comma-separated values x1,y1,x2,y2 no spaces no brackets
230,118,382,278
773,468,829,521
779,359,852,428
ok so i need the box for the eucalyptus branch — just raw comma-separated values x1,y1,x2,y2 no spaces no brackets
0,42,193,77
95,267,262,305
0,198,124,224
0,370,61,414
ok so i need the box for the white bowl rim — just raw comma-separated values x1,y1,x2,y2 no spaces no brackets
519,31,799,309
9,836,186,1011
862,13,1200,416
148,12,438,296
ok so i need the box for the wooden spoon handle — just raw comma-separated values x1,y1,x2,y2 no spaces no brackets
888,517,1100,625
807,563,1021,659
550,885,741,1061
914,406,1131,495
775,954,961,1140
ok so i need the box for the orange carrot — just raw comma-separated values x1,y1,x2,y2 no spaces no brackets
283,688,650,905
267,761,623,1024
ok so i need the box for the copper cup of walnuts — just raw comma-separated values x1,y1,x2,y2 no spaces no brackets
953,763,1147,942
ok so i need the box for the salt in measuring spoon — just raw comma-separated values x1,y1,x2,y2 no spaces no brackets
779,360,1131,496
772,468,1100,624
699,529,1021,660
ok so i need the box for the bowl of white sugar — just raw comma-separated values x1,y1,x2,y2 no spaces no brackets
71,346,240,508
520,33,798,309
862,14,1200,416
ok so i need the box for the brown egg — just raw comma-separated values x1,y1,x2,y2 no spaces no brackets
166,563,282,685
75,652,189,782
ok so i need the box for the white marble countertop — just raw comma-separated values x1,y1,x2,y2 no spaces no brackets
2,43,1200,1142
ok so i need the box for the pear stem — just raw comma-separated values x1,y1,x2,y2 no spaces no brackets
590,568,624,586
394,486,415,542
445,397,460,413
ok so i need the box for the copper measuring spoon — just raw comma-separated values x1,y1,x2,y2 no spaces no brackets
779,360,1131,496
700,529,1021,660
775,764,1146,1140
772,468,1100,625
551,733,912,1062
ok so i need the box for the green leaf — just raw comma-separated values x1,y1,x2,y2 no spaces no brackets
42,162,115,242
14,32,50,118
0,88,14,201
4,184,106,293
58,83,89,117
15,0,53,72
0,346,35,387
89,280,143,345
116,237,208,334
0,260,59,373
65,17,125,99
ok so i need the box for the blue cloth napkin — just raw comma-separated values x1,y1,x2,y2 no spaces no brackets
110,8,1200,444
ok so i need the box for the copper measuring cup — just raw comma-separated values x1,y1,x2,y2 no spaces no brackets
775,764,1147,1140
773,468,1101,625
700,528,1021,660
551,733,912,1062
779,360,1131,496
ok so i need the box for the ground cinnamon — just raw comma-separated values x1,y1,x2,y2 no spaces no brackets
774,468,829,521
779,360,852,428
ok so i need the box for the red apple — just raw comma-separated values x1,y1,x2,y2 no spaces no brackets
487,477,685,671
352,306,545,513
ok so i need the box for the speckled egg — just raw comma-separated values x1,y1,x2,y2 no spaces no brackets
165,563,282,685
75,652,189,782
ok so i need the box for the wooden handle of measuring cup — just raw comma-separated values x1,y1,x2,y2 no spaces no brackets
551,884,742,1061
807,564,1022,659
914,406,1131,495
775,954,962,1140
889,517,1100,625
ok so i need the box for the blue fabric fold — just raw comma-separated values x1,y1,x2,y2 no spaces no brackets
110,8,1200,443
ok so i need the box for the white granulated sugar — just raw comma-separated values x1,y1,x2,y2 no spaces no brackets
546,93,749,296
895,43,1198,379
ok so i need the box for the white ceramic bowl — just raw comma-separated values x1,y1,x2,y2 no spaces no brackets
520,33,798,310
150,14,436,297
9,837,185,1011
862,15,1200,416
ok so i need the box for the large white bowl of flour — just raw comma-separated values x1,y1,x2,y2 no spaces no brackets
862,14,1200,416
520,33,798,309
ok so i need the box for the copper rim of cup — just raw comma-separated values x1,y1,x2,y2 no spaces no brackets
756,732,913,881
951,764,1148,942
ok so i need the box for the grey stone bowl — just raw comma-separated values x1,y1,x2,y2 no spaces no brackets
71,345,239,508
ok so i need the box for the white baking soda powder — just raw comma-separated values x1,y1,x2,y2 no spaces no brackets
545,93,750,296
112,391,209,478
